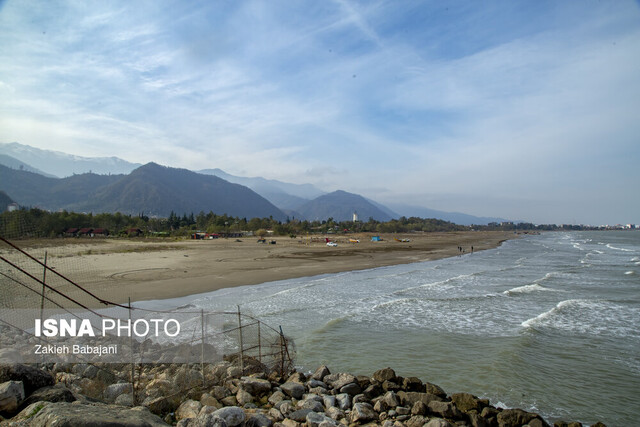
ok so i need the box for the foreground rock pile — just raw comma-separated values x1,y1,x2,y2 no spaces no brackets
0,362,605,427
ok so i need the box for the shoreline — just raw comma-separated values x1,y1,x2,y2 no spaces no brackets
5,231,518,307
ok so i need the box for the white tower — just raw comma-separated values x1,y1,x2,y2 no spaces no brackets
353,211,359,222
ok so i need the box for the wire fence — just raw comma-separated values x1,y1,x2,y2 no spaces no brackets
0,233,295,405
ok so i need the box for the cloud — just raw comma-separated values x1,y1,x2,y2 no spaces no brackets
1,0,639,224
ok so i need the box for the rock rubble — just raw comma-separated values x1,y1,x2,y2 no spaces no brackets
0,362,606,427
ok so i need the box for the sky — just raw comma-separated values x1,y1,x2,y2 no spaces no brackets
1,0,639,225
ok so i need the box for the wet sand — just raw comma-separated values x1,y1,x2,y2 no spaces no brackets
4,231,516,306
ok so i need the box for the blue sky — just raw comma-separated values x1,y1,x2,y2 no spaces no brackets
1,0,639,225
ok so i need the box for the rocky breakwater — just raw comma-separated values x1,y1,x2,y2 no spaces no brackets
0,362,606,427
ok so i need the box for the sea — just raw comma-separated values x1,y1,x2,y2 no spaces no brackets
138,231,640,426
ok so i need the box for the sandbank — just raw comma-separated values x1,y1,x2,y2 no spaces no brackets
5,231,517,307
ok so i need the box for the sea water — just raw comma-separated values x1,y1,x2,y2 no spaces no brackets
138,231,640,426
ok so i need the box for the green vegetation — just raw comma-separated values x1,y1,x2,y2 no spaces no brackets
0,208,573,240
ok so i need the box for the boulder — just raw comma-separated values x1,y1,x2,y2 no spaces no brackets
397,391,443,407
406,415,429,427
19,384,76,409
289,408,314,422
287,372,307,384
402,377,424,392
322,395,336,409
349,402,376,423
177,414,228,427
411,401,428,416
103,382,133,401
240,377,272,396
0,364,54,395
268,390,286,406
428,400,462,419
212,406,246,427
12,401,167,426
0,380,24,413
298,398,324,412
280,382,305,400
425,382,447,398
176,399,203,420
306,411,337,427
382,391,400,408
325,373,357,390
325,406,344,421
335,393,351,411
424,418,455,427
339,382,361,396
451,392,483,413
235,389,253,406
311,365,331,381
245,413,273,427
497,408,549,427
372,367,397,383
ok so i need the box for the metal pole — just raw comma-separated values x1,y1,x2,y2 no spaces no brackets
237,305,244,373
39,251,47,321
257,321,262,364
129,298,136,406
201,309,205,388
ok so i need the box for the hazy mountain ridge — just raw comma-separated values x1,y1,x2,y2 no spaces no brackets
0,142,141,178
1,143,512,224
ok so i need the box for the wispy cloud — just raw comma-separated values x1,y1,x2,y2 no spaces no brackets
1,0,639,224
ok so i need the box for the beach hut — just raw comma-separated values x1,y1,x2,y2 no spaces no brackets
371,236,382,242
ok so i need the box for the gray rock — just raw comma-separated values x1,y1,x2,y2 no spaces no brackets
306,411,338,427
335,393,351,410
411,401,428,416
176,399,203,420
115,393,134,406
350,402,376,423
280,382,305,400
104,382,133,401
424,382,447,398
397,391,443,407
424,418,455,427
325,406,344,421
287,372,307,383
20,384,76,409
12,401,167,426
212,406,246,427
178,414,228,427
311,365,331,381
269,407,284,421
0,380,24,413
352,393,368,404
245,413,273,427
450,392,483,413
322,395,336,409
289,408,314,422
0,363,54,395
406,415,428,427
428,400,462,420
382,391,400,408
299,398,324,412
327,373,357,390
306,379,327,389
497,408,549,427
226,366,242,379
372,367,397,383
268,390,286,406
402,377,424,392
339,382,361,396
235,389,253,406
240,376,272,396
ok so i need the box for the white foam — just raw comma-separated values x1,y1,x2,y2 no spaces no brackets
606,244,634,252
504,284,552,295
625,271,635,275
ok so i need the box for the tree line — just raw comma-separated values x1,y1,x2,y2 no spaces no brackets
0,207,572,240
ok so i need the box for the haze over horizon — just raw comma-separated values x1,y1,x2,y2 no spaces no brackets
1,1,639,226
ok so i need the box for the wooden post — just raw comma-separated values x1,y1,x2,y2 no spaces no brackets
237,306,244,374
39,251,47,320
201,309,205,388
129,298,136,406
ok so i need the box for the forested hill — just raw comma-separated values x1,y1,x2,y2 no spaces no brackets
76,163,287,220
0,163,287,220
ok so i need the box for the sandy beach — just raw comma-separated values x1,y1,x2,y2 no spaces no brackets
3,231,516,307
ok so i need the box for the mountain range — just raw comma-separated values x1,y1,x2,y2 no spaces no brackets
0,142,509,224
